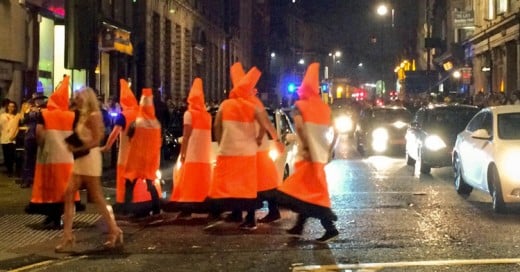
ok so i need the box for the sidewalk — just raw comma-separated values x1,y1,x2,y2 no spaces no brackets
0,169,117,271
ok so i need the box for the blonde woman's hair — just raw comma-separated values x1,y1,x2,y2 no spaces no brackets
75,87,100,122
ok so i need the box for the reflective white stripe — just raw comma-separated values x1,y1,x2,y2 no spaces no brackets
140,96,153,106
219,120,257,156
37,130,74,164
303,123,330,163
185,129,212,163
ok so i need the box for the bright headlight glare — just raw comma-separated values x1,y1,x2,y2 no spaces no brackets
334,115,353,133
393,120,407,129
156,169,162,180
503,151,520,180
269,149,279,161
372,128,389,141
424,135,446,151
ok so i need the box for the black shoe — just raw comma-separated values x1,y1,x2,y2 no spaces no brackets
258,213,281,224
316,229,339,243
225,212,243,223
239,221,257,231
286,225,303,236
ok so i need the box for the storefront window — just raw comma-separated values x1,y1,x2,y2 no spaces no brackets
38,17,54,96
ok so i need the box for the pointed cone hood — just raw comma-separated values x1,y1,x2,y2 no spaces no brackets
187,77,206,111
119,79,138,111
297,63,320,100
230,62,246,88
229,66,261,99
47,75,70,110
139,88,156,119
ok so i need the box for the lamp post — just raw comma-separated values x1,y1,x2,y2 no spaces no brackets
328,50,342,78
376,3,394,96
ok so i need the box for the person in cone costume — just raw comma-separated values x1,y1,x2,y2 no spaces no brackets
206,67,283,230
25,76,85,229
123,88,162,218
274,63,339,242
166,78,212,219
226,62,282,224
101,79,139,216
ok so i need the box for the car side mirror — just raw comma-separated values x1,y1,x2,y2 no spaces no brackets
471,129,491,140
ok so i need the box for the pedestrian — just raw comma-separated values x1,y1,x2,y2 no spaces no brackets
229,62,283,224
167,78,212,219
206,66,282,230
56,86,123,252
101,79,139,216
25,76,84,229
0,100,20,177
123,88,162,218
274,63,339,243
19,92,46,188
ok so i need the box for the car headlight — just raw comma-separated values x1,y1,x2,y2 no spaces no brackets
269,148,279,161
502,150,520,181
424,135,446,151
371,128,389,152
372,128,389,141
392,120,407,129
334,115,353,133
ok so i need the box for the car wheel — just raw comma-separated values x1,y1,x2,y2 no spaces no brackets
418,150,431,174
489,165,506,213
454,156,472,195
405,151,415,166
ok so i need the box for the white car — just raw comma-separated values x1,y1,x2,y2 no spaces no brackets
452,105,520,213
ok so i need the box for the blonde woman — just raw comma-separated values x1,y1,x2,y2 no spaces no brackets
56,87,123,252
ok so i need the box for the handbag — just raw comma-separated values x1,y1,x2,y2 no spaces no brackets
65,132,90,159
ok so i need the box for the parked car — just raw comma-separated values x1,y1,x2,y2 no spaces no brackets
452,105,520,213
405,104,479,174
354,106,412,155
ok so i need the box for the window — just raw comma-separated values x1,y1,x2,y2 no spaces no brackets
486,0,494,20
466,112,484,132
496,0,508,14
498,113,520,140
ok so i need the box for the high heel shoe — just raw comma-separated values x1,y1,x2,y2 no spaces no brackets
55,236,75,253
103,228,123,249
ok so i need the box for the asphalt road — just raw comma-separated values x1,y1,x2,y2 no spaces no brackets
5,134,520,272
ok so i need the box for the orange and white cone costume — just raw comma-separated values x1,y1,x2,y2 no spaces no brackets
206,67,263,211
230,62,280,193
115,79,138,204
124,88,163,217
276,63,337,221
26,76,83,218
168,78,212,212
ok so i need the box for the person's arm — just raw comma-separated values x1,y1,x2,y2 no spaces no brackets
101,125,122,152
36,124,45,146
254,108,284,153
213,110,223,145
179,124,192,162
71,112,104,152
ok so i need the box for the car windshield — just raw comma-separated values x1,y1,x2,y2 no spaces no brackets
498,113,520,140
372,109,411,122
425,108,478,131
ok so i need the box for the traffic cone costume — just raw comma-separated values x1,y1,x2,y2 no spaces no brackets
206,67,263,211
167,78,212,212
25,76,84,223
276,63,337,221
230,63,279,192
113,79,138,206
123,88,163,217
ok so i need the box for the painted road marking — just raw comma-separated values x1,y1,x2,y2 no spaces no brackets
9,255,88,272
292,258,520,271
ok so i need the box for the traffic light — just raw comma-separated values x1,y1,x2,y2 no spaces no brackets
321,83,329,93
288,83,296,93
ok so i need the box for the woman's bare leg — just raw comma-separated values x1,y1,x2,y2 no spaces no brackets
62,174,83,238
83,175,118,233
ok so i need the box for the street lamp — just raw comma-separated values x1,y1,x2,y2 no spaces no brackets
329,51,342,78
375,3,394,95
